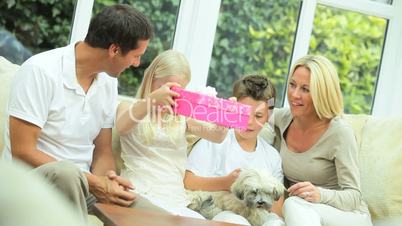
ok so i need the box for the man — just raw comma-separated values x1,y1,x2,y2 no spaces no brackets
2,4,164,223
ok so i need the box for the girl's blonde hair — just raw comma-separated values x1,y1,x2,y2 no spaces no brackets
136,50,191,144
288,55,343,119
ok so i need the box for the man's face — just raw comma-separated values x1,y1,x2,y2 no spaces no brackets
108,39,149,77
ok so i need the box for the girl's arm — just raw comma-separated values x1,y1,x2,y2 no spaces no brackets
115,100,148,135
115,82,180,135
186,118,228,143
184,169,240,191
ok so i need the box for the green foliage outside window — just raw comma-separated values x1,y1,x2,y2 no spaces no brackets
309,5,386,114
93,0,180,97
207,0,300,109
0,0,75,54
0,0,386,114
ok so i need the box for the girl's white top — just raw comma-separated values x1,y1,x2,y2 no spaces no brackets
120,117,189,209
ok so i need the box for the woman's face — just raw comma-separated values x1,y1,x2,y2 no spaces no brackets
287,66,316,118
151,75,189,92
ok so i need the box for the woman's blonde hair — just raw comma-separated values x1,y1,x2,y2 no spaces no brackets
136,50,191,144
288,55,343,119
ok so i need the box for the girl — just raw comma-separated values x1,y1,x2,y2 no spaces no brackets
115,50,227,218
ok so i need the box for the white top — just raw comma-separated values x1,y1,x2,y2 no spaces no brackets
2,43,118,172
186,129,284,183
120,117,189,209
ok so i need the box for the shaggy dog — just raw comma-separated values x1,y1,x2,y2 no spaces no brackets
187,168,285,226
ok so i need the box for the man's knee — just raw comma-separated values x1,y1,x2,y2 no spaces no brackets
35,161,87,189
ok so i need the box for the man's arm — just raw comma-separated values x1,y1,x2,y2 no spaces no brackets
86,127,136,206
90,128,115,176
9,116,56,167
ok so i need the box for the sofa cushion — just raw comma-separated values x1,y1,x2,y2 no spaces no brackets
343,114,369,148
358,116,402,220
0,57,19,153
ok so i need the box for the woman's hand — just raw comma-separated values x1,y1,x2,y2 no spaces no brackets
287,181,320,202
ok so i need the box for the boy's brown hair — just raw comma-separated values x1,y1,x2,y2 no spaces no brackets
233,75,276,108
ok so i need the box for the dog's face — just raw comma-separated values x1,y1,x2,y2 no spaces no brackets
231,169,285,209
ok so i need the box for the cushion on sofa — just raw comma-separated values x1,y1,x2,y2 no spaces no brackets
343,114,369,147
358,116,402,220
0,56,19,153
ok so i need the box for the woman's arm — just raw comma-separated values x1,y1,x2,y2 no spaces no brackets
186,118,228,143
184,169,240,191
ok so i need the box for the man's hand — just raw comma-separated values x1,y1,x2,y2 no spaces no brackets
88,174,136,207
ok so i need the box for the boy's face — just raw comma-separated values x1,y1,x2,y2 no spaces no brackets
235,96,269,139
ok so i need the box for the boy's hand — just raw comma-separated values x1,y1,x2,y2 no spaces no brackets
225,168,241,190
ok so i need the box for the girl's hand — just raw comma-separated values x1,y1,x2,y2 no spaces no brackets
287,181,320,202
228,96,237,102
148,82,181,111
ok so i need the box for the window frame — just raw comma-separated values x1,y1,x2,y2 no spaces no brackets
289,0,402,116
69,0,402,116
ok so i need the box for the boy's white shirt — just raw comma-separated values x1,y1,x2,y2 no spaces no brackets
186,129,284,183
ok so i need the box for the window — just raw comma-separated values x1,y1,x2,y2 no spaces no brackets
206,0,301,106
309,4,387,114
370,0,393,4
94,0,181,96
0,0,77,64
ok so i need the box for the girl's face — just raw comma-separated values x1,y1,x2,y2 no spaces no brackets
287,66,316,118
151,75,189,92
235,96,269,139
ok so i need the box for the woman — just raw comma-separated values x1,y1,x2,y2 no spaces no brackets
274,55,372,226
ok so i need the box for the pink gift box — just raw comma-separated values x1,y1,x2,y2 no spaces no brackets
171,87,251,130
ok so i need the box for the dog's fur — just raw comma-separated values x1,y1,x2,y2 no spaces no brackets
187,168,285,226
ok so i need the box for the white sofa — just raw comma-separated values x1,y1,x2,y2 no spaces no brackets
1,56,401,225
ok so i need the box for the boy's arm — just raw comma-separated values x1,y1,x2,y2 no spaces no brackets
184,169,240,191
270,196,284,218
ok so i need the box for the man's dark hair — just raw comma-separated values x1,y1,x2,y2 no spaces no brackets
233,75,276,104
84,4,153,55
